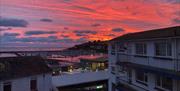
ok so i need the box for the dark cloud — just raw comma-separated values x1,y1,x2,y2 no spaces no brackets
20,37,74,43
174,11,180,16
105,34,116,37
48,36,58,39
173,18,180,23
112,28,125,32
40,18,53,22
25,30,57,36
76,37,88,43
1,33,20,43
64,27,69,30
76,33,86,36
113,0,126,1
0,18,28,27
0,27,12,31
60,0,72,3
120,19,160,29
1,34,75,43
91,23,101,27
61,35,69,38
74,30,97,34
165,0,180,4
74,30,97,37
1,34,88,45
3,33,20,37
17,37,56,42
72,5,96,13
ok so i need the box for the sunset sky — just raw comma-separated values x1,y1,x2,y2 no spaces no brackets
0,0,179,48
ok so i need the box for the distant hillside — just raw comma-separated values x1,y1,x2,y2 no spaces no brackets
65,40,108,54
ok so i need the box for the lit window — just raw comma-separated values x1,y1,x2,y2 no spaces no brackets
156,76,173,91
136,71,148,85
135,43,147,55
154,41,172,57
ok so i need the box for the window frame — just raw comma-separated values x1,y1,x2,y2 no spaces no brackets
135,71,148,86
117,43,127,53
155,76,173,91
135,42,147,56
154,41,172,58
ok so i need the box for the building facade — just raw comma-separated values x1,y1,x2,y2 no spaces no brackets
0,57,52,91
108,26,180,91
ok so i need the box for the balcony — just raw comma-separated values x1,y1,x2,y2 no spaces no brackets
116,54,180,80
117,53,180,71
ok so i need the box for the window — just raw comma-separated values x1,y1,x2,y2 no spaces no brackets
117,43,126,52
117,66,126,73
136,71,148,85
154,41,172,57
30,79,37,91
111,66,115,72
111,66,116,74
3,82,11,91
112,83,116,91
135,43,147,55
111,44,115,55
156,76,173,91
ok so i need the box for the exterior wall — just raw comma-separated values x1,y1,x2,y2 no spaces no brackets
12,77,30,91
37,74,52,91
130,39,176,70
0,73,52,91
108,37,180,91
115,38,179,71
108,43,117,91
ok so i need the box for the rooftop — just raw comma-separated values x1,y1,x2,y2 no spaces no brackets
111,26,180,42
0,56,51,81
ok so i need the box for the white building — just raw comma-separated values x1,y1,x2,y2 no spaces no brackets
0,56,52,91
108,26,180,91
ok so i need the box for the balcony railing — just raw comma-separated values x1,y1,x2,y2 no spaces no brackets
116,53,180,72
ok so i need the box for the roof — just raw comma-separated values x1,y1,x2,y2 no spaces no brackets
0,56,51,81
111,26,180,42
